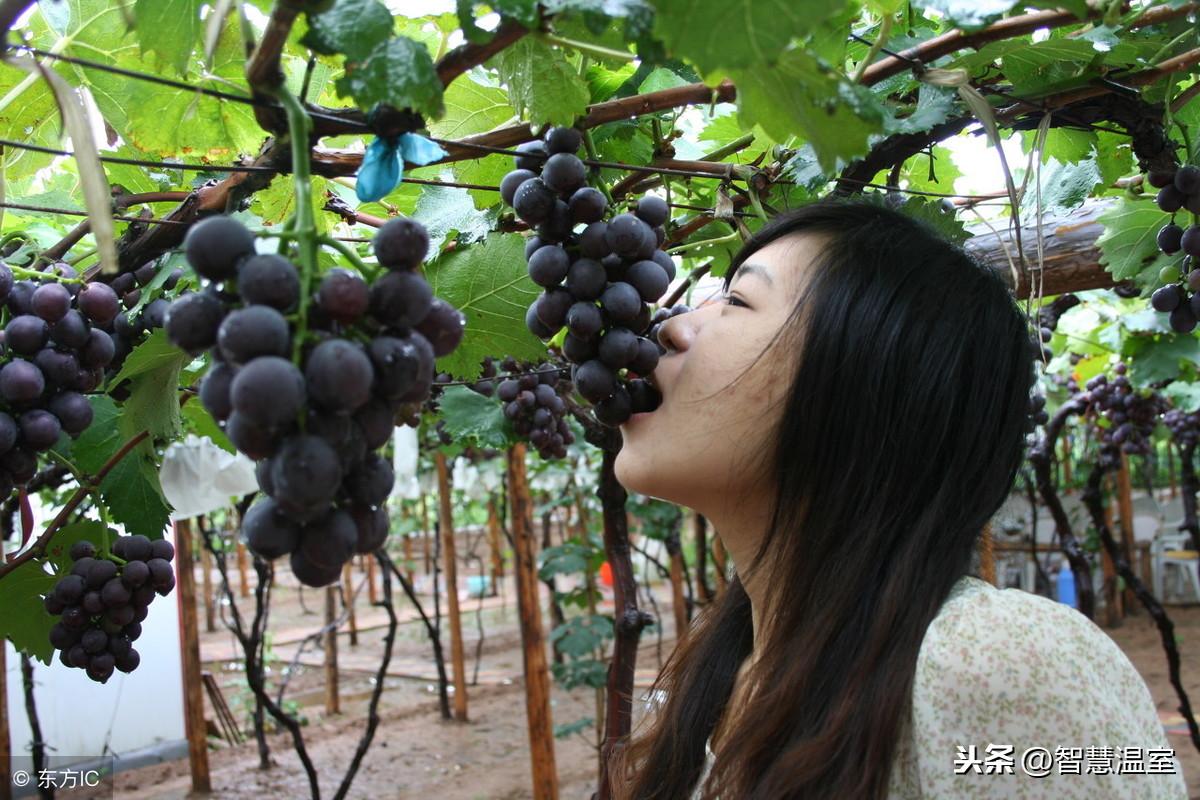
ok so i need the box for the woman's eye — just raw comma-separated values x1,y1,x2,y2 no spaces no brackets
723,293,747,308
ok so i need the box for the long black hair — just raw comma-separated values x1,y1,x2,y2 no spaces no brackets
609,199,1036,799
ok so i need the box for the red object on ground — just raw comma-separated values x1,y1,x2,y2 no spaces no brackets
599,560,613,587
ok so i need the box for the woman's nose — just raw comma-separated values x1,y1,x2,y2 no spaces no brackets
656,308,700,353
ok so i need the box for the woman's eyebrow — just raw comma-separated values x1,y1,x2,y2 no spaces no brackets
733,262,774,287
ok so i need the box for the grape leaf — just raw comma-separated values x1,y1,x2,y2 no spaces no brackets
1125,335,1200,385
1164,382,1200,413
1095,197,1174,283
647,0,844,72
1021,157,1100,216
336,36,445,119
302,0,394,60
0,559,57,664
423,231,546,379
412,185,499,254
134,0,203,75
101,444,172,539
428,78,516,140
59,395,123,474
252,175,331,234
437,385,511,449
451,153,511,209
110,330,189,387
730,50,885,173
181,400,235,453
489,38,591,127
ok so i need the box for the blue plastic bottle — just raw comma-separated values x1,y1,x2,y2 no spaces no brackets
1056,563,1077,608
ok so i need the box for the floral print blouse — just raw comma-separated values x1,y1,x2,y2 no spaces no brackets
691,574,1188,799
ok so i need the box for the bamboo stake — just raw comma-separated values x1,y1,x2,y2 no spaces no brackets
174,519,212,793
507,443,558,799
236,537,250,598
435,452,468,721
365,554,378,604
1117,453,1136,616
324,584,340,715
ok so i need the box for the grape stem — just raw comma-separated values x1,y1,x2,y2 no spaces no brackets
0,430,150,581
8,264,83,284
317,235,376,278
665,230,739,256
581,129,616,207
271,85,317,363
537,33,637,63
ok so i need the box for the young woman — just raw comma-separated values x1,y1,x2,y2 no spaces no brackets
609,201,1187,799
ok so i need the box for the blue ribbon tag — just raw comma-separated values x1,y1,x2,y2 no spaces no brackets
355,133,449,203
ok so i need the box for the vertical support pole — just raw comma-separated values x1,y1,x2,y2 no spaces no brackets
979,521,996,586
324,584,340,715
174,518,212,793
693,512,712,602
668,543,687,639
343,563,358,647
402,534,414,586
236,537,250,599
435,452,468,721
488,495,505,585
420,493,432,575
1101,477,1121,626
712,534,728,593
507,443,557,800
1117,452,1136,616
200,537,215,634
365,554,378,605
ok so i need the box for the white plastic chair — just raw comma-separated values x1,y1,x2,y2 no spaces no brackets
1151,528,1200,604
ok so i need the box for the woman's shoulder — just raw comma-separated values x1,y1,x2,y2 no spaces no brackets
892,574,1187,799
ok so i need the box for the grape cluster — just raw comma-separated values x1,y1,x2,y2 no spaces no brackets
0,263,120,500
1163,407,1200,451
165,214,465,587
1148,165,1200,332
487,356,574,459
1080,364,1168,469
44,536,175,683
107,263,185,376
499,126,665,426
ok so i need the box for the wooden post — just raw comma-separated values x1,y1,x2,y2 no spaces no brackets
488,495,505,584
1117,453,1136,616
365,554,378,604
173,519,212,793
979,522,996,586
668,545,688,640
200,536,215,634
324,584,340,715
343,563,358,647
693,511,712,602
235,537,250,598
402,534,414,586
435,452,468,721
420,493,432,575
712,534,728,593
1,551,12,800
507,443,558,800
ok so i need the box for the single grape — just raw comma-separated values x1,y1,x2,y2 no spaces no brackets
184,216,257,281
535,288,574,329
562,332,598,363
573,359,617,403
600,282,643,324
19,409,61,451
217,305,290,363
34,348,78,387
199,362,236,421
305,339,374,413
242,498,302,560
1182,225,1200,257
225,412,282,460
566,302,603,339
318,269,370,324
231,355,306,427
1160,264,1181,284
513,140,549,172
635,195,670,227
164,291,225,354
593,384,632,426
69,541,96,561
1147,169,1176,188
541,153,587,195
414,298,465,357
354,397,395,449
120,560,150,589
269,435,343,522
580,222,611,259
5,315,49,355
373,216,429,270
537,200,574,243
606,214,653,258
626,260,669,302
297,509,358,569
544,127,582,155
528,245,570,287
1175,165,1200,194
1170,302,1197,333
349,504,389,554
0,359,44,404
289,548,344,588
31,282,72,323
598,328,639,369
526,303,555,338
79,329,116,370
50,310,90,350
513,178,557,225
368,270,433,328
568,187,607,224
501,169,537,206
238,254,300,311
1152,284,1183,312
1157,185,1186,213
347,453,395,508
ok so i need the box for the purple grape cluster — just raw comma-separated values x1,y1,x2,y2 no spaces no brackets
164,214,466,587
1163,407,1200,451
488,356,574,459
44,536,175,683
107,263,185,376
1080,364,1168,469
1148,165,1200,332
499,126,665,426
0,263,121,500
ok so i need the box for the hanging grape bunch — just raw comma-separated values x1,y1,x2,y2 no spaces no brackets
499,125,666,426
1163,406,1200,452
107,263,186,378
164,214,465,588
486,356,575,459
1080,364,1168,470
1148,165,1200,332
44,536,175,683
0,261,121,501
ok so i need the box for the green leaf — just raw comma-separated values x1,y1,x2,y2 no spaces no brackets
539,541,596,579
423,232,547,379
489,38,591,127
969,38,1101,96
251,175,331,234
135,0,203,75
881,84,957,137
1126,335,1200,385
428,78,515,140
412,185,498,254
43,521,114,574
452,154,510,210
437,386,510,449
550,614,614,657
729,49,885,173
302,0,394,60
101,445,172,539
336,36,444,119
586,61,638,103
110,329,189,387
181,400,235,453
0,559,57,664
111,331,190,442
1020,157,1100,216
62,396,123,474
1164,382,1200,413
1096,197,1174,283
648,0,847,72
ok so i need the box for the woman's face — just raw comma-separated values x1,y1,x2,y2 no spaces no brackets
615,234,817,516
